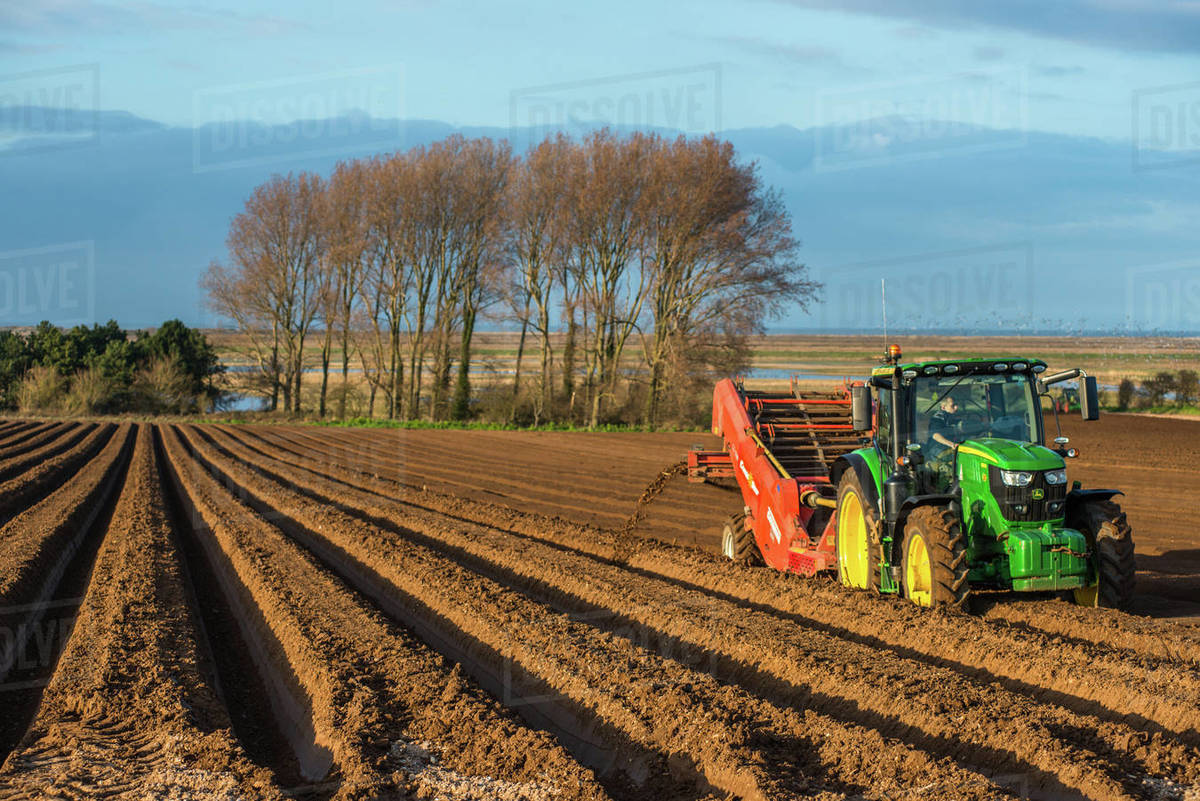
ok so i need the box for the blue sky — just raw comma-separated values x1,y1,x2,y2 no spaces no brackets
2,0,1198,139
1,1,1198,333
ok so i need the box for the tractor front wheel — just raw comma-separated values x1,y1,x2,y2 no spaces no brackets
1068,500,1135,609
721,510,762,566
900,506,969,611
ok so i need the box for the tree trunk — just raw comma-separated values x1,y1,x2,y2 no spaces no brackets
318,326,333,418
337,319,351,419
644,357,662,427
280,369,291,414
510,303,530,422
561,311,576,403
389,323,403,419
408,343,424,421
269,323,281,412
536,305,552,425
292,331,306,415
589,385,601,428
452,309,475,420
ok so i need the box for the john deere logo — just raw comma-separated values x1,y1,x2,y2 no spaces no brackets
1032,488,1045,500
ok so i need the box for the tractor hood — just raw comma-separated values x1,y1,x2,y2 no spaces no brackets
956,438,1064,471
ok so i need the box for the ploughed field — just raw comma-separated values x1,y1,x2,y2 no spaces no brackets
0,418,1196,800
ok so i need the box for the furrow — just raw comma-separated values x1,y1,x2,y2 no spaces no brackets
0,423,96,484
0,422,74,461
243,423,1200,741
188,424,1011,801
209,424,1198,801
0,422,54,451
0,423,117,528
0,425,135,783
275,426,726,536
161,425,609,801
0,423,134,703
0,425,281,800
981,600,1200,668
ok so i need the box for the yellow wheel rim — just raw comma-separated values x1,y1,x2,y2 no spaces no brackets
837,490,869,589
905,534,933,607
1073,585,1099,607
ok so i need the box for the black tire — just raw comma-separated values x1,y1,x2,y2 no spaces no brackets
835,470,882,592
1068,500,1136,609
721,511,762,565
900,506,969,611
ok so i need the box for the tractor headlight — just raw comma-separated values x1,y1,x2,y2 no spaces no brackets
1044,469,1067,485
1000,470,1034,487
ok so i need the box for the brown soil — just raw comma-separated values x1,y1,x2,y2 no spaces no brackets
190,423,1001,800
216,423,1200,801
0,423,116,528
0,425,280,799
0,422,96,484
0,422,53,449
0,416,1193,801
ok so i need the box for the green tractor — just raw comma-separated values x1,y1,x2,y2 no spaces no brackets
833,346,1135,610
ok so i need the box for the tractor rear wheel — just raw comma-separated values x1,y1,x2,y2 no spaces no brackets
835,471,880,592
1068,500,1135,609
721,511,762,565
900,506,969,611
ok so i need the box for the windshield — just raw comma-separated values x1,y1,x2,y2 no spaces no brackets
912,373,1040,447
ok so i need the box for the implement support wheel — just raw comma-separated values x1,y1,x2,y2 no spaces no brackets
835,471,880,591
901,506,969,611
721,510,762,566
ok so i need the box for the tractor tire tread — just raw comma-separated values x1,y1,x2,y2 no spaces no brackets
903,506,970,612
1070,500,1136,609
836,470,883,593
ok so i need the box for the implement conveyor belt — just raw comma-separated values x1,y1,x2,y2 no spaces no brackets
742,386,861,484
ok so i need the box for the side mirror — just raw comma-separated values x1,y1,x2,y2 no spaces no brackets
851,385,872,432
1080,376,1099,421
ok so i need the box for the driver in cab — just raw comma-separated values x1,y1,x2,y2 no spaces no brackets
927,395,961,455
925,395,962,489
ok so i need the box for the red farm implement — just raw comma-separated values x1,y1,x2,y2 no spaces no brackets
688,377,863,575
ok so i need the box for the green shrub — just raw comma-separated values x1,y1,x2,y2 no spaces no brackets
1141,372,1176,406
1177,369,1199,406
1116,378,1135,410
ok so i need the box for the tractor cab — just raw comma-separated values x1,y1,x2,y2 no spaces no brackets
869,358,1052,495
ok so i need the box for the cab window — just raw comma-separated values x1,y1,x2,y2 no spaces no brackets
875,388,891,453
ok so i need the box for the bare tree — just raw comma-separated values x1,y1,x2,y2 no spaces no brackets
404,142,455,420
450,137,513,420
364,152,419,418
640,136,818,424
217,172,324,413
506,134,571,423
206,130,816,428
569,130,653,426
320,159,370,418
201,259,282,409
